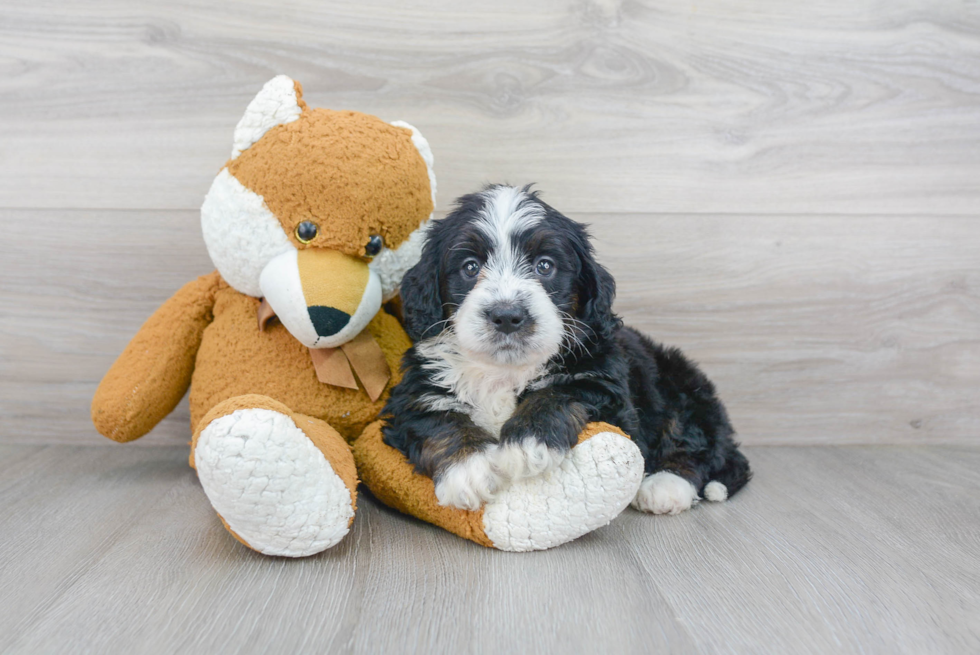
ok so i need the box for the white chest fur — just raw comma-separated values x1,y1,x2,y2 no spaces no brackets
416,336,546,436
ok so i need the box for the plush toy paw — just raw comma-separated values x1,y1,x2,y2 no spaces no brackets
481,430,644,551
195,406,355,557
631,471,699,515
353,420,644,552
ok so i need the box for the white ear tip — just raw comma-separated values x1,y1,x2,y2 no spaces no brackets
231,75,303,159
391,120,437,209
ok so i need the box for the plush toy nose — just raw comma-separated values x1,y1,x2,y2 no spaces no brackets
260,247,382,349
308,305,350,337
297,248,368,337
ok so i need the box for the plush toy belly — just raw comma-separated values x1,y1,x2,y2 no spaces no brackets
189,286,409,441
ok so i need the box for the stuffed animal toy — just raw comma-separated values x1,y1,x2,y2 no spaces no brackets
92,76,643,556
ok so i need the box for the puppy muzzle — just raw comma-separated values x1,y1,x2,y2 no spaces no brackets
259,248,382,348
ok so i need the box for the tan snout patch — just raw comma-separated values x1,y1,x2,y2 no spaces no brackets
298,248,369,315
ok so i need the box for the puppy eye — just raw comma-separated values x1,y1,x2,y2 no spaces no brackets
535,257,556,277
365,234,384,257
295,221,318,244
461,258,481,278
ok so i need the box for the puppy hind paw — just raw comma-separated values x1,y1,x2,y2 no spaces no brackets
704,480,728,502
632,471,699,515
492,438,567,481
434,451,503,511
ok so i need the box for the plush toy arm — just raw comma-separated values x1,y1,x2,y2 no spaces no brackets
352,420,644,551
91,271,223,442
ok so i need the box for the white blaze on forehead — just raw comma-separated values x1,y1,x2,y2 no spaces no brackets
475,186,544,265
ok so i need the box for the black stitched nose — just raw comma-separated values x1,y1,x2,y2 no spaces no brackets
308,306,351,337
488,303,528,335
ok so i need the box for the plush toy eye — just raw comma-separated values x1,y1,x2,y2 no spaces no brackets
462,258,481,278
296,221,318,244
535,257,555,277
365,234,384,257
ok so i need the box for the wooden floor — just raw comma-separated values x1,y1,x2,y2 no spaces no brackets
0,444,977,654
2,1,979,653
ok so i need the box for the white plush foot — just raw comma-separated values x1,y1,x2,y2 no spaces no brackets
632,471,699,515
195,408,354,557
491,437,566,480
704,480,728,502
434,450,503,511
482,432,644,552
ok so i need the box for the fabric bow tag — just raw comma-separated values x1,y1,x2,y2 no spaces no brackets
258,298,391,402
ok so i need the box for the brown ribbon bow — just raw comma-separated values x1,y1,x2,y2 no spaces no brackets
258,299,391,402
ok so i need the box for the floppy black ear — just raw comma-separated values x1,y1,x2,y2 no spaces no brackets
572,227,620,341
399,233,446,342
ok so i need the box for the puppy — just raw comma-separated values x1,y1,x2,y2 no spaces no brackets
382,185,751,514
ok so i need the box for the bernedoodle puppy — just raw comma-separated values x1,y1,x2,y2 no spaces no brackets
382,185,751,515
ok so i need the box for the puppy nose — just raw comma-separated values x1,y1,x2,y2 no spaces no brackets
488,303,528,334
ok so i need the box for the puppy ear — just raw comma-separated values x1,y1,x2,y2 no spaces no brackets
399,236,445,342
573,230,620,341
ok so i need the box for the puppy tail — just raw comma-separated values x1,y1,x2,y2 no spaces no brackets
704,448,752,501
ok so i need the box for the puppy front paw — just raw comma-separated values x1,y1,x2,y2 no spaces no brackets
492,437,567,481
434,451,503,511
631,471,699,515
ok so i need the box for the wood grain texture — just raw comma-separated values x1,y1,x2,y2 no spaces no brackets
2,208,976,446
1,0,979,214
1,444,978,654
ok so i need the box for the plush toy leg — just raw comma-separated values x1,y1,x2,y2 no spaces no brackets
191,394,358,557
352,421,644,552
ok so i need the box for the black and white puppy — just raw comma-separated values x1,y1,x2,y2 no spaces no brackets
382,185,751,514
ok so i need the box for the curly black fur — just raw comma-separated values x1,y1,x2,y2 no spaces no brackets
384,185,751,501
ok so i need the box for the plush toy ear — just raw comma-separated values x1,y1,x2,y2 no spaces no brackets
390,120,437,210
231,75,306,159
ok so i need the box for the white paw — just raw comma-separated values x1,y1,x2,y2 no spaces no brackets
434,451,503,511
195,408,354,557
491,437,567,480
632,471,699,515
704,480,728,502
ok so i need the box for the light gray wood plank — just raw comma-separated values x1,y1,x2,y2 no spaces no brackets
3,449,368,654
0,441,693,654
2,209,977,446
616,446,980,654
0,446,192,651
597,213,980,446
3,445,980,654
0,445,46,476
343,497,696,654
1,0,979,214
